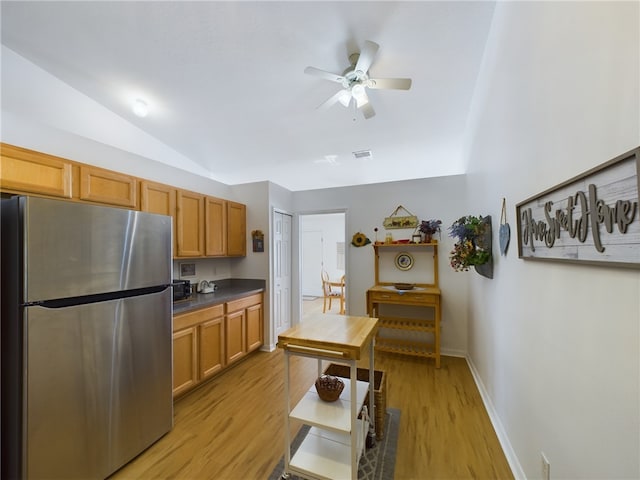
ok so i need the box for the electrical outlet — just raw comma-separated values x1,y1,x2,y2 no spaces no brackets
541,452,550,480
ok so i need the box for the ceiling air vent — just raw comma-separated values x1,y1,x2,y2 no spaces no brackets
353,150,372,160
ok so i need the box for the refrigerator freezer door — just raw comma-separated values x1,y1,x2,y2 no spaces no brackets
22,197,171,303
24,288,173,479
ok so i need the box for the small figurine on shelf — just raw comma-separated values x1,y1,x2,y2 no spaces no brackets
418,219,442,243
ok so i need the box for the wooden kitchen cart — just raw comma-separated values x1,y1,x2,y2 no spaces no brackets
366,242,442,367
277,313,379,480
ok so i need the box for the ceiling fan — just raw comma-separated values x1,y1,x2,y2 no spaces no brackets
304,40,412,119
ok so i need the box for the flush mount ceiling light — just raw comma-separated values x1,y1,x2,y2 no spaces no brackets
132,99,149,118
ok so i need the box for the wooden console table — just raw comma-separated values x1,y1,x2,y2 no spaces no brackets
367,242,441,367
366,284,441,367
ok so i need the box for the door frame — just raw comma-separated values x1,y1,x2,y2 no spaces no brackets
296,209,348,323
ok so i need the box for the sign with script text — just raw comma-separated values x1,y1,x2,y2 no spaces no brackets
516,147,640,268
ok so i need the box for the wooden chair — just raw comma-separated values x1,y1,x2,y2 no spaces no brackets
321,271,345,314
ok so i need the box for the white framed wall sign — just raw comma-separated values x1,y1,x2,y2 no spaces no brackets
516,147,640,268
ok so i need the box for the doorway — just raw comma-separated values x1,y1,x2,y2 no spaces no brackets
299,212,346,315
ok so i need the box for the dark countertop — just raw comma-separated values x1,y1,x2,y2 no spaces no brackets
172,278,266,315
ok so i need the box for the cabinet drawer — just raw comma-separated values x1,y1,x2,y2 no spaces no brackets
369,291,438,305
226,293,262,313
174,304,224,331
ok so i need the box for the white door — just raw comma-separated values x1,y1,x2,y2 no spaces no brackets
273,211,292,336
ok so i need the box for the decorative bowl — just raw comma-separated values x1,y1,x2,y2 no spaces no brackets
395,239,411,244
394,283,415,290
315,375,344,402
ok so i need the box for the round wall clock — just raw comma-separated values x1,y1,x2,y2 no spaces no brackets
395,252,414,270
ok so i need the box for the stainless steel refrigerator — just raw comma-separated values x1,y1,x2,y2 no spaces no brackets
1,196,173,479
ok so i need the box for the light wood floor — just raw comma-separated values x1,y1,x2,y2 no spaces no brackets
111,300,513,480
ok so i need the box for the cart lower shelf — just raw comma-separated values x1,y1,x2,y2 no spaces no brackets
288,421,368,480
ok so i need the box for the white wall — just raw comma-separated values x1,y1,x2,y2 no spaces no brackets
463,2,639,478
293,175,470,356
230,181,295,350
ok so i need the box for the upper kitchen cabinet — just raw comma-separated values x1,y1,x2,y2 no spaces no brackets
141,181,177,256
205,196,227,256
1,144,248,258
179,194,246,258
227,201,246,256
80,166,138,208
0,144,73,199
176,189,205,257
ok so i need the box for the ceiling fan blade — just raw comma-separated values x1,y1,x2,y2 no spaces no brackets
304,66,344,83
368,78,412,90
318,89,350,111
354,40,379,74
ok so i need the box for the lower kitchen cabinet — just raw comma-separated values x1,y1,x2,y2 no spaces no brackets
173,303,224,398
225,310,245,365
246,303,263,353
172,326,198,397
199,315,225,380
173,292,263,398
225,292,264,364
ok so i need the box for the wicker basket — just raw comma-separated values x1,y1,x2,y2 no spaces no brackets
314,375,344,402
324,364,387,439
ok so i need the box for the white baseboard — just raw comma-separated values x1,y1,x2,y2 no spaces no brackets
441,347,467,358
465,355,526,480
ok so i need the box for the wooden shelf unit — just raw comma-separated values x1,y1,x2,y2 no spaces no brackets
367,242,442,367
277,314,378,480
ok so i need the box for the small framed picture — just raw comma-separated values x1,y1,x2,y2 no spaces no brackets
251,230,264,253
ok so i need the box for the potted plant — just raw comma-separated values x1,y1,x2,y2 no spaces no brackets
418,219,442,243
448,215,491,272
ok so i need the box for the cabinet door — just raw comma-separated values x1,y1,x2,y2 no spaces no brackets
0,144,73,198
79,166,138,208
225,310,245,365
226,201,246,256
173,327,198,397
199,317,225,379
141,181,176,256
205,196,227,256
176,190,205,257
246,303,263,352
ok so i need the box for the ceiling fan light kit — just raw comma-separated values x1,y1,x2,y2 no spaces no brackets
304,40,412,119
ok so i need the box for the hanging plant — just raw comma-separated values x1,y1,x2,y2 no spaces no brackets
448,215,491,272
351,232,371,247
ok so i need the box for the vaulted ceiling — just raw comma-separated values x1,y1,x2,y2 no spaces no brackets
1,1,496,191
